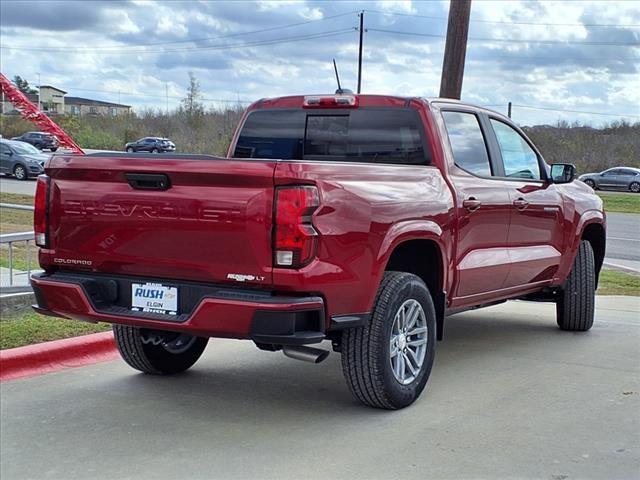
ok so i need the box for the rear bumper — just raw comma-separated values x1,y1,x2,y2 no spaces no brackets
31,272,326,345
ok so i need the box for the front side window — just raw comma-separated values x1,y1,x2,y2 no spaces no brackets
490,119,541,180
442,111,491,177
234,108,430,165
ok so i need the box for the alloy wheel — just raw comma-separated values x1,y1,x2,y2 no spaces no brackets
389,299,428,385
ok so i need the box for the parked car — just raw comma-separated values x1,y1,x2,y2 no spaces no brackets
30,94,605,410
0,139,48,180
579,167,640,193
125,137,176,153
11,131,59,152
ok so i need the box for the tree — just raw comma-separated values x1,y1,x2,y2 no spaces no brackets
13,75,38,94
180,72,204,118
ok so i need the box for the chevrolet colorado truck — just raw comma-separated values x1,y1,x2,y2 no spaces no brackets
31,93,605,409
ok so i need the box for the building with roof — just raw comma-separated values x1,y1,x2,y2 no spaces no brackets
1,85,131,116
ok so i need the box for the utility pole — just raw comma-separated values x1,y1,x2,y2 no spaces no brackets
357,11,364,94
439,0,472,99
507,101,512,118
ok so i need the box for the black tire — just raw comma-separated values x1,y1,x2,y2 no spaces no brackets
556,240,595,331
341,272,437,409
584,179,596,189
629,181,640,193
151,148,159,153
113,325,208,374
126,147,134,153
13,164,28,181
50,147,58,152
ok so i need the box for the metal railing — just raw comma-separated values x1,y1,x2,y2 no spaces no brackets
0,203,36,292
0,202,35,211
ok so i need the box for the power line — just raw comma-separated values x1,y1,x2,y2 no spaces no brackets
511,104,640,118
367,27,640,46
1,28,357,55
2,11,360,52
365,9,640,28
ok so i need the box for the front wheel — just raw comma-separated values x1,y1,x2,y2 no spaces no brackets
584,179,596,189
126,147,134,153
13,164,27,181
556,240,595,331
341,272,436,409
113,325,208,374
630,182,640,193
151,148,159,153
50,147,58,152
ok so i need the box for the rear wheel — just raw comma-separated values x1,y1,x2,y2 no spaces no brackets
584,179,596,189
126,147,134,153
556,240,595,331
151,148,159,153
50,147,58,152
630,182,640,193
341,272,436,409
13,164,27,181
113,325,208,374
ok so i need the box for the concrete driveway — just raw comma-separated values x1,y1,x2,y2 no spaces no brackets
1,297,638,480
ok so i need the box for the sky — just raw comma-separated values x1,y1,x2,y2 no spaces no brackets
0,0,639,126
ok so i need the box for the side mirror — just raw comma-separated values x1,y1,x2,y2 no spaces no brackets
549,163,576,184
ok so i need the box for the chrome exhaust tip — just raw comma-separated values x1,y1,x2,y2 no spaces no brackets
282,345,329,364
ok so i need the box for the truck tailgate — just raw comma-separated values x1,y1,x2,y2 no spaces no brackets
43,155,276,286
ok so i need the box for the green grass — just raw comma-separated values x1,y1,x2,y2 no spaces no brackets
597,192,640,214
597,269,640,296
0,311,111,350
0,192,35,205
0,196,36,271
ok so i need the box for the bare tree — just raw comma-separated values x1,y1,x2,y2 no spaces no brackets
180,72,204,118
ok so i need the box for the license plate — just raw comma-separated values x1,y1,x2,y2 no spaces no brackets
131,283,178,315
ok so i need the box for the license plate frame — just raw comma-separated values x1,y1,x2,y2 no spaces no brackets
131,282,178,315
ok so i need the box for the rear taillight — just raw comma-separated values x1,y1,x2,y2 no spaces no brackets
34,175,49,247
274,186,320,268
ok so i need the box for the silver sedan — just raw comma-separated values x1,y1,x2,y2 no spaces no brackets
579,167,640,193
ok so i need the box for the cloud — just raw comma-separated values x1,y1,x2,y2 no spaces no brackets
0,0,638,125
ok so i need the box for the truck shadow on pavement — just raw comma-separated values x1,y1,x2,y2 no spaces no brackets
94,303,601,421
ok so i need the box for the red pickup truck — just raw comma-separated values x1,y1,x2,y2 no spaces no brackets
31,93,605,409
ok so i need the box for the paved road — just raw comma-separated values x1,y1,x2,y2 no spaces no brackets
605,212,640,272
2,297,638,480
0,176,37,196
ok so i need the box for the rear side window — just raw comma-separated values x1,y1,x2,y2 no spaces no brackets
442,111,491,176
234,108,430,165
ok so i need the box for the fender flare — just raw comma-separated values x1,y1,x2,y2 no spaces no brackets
372,219,448,296
556,209,606,284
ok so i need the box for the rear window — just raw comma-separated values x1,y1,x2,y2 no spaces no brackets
233,108,430,165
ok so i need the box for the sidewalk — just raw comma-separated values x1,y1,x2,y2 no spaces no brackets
0,266,39,294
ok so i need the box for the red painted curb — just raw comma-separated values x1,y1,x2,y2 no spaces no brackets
0,331,118,381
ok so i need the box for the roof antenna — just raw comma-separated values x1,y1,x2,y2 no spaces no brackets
333,59,343,94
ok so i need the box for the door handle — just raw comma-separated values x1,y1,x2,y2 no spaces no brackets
125,173,171,191
463,198,482,212
513,198,529,210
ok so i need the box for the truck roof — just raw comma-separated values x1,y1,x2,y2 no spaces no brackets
249,93,501,117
